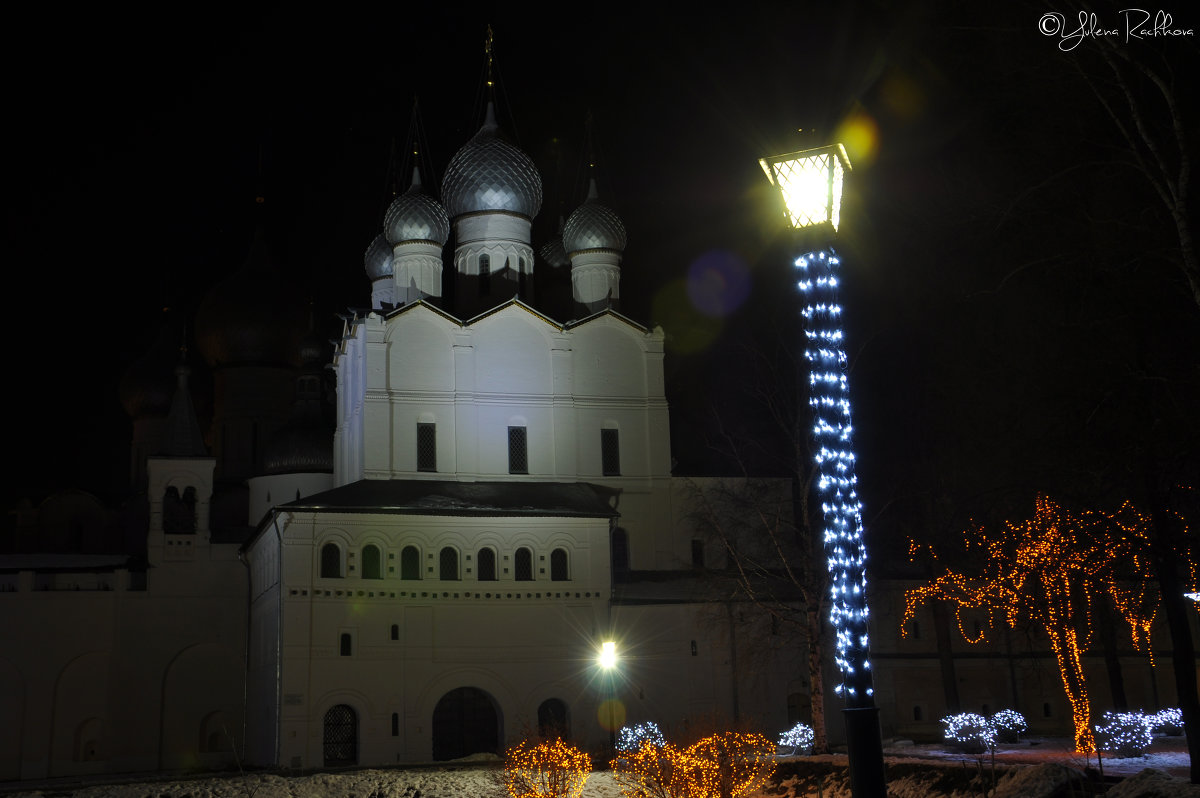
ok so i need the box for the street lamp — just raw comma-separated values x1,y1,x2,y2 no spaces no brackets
760,144,887,798
598,641,621,757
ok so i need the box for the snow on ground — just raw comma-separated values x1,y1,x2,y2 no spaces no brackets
1,739,1194,798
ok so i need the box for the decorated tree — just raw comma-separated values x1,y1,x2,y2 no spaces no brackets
904,494,1195,752
503,738,592,798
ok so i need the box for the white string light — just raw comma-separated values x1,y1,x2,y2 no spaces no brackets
797,248,874,704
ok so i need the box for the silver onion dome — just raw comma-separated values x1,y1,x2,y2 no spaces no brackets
539,235,569,268
563,180,627,254
442,103,542,220
363,232,393,280
383,168,451,246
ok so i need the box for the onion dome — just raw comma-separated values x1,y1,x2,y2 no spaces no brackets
194,221,308,368
363,232,393,281
120,309,184,420
442,103,542,220
563,179,627,255
539,235,569,268
383,167,450,246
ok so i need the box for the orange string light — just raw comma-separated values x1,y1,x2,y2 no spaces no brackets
611,732,776,798
902,494,1196,753
504,738,592,798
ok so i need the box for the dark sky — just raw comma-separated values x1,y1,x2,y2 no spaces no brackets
7,2,1199,542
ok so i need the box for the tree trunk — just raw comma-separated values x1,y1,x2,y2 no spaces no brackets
933,601,961,714
1097,604,1129,712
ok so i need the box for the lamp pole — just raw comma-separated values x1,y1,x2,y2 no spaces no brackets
759,144,887,798
599,641,619,758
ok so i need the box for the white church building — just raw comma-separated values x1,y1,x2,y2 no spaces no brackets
0,81,805,780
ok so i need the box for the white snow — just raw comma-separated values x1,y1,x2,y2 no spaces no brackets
2,739,1193,798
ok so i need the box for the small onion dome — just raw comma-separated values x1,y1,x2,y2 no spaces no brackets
539,235,569,268
441,103,542,220
563,179,627,255
261,421,334,475
383,167,451,246
194,223,308,368
363,232,393,281
120,310,183,420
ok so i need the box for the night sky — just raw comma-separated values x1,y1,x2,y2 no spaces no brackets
7,1,1199,552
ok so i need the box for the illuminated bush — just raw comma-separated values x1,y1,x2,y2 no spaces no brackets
1150,708,1183,736
941,713,995,754
618,721,667,754
990,709,1027,743
503,738,592,798
776,722,814,755
611,731,776,798
1095,711,1153,758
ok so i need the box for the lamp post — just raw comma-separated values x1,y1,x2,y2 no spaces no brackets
598,640,619,757
759,144,887,798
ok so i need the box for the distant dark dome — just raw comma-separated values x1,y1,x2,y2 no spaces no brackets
194,223,308,368
564,182,627,255
539,235,569,268
442,104,542,220
383,169,450,246
262,422,334,475
120,310,183,419
363,233,393,281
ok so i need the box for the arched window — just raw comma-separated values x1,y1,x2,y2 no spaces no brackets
321,543,342,578
391,713,400,737
340,633,352,656
550,548,568,581
199,711,226,753
515,547,533,581
477,547,497,581
913,706,923,721
390,624,400,641
362,545,382,579
401,546,420,580
440,546,459,580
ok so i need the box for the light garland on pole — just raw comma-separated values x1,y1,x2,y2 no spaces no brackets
798,249,874,707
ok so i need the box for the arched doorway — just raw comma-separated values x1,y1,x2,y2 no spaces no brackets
323,704,358,766
432,687,501,761
537,698,569,739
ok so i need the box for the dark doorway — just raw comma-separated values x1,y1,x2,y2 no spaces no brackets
322,704,357,766
432,687,501,761
538,698,569,739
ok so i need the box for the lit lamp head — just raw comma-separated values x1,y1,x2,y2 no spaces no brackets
598,640,618,670
759,143,852,235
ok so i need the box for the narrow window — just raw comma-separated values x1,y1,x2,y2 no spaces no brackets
479,254,491,294
390,624,399,641
912,620,921,640
417,423,436,472
611,528,629,576
913,706,923,721
401,546,420,580
477,547,497,581
515,547,533,581
340,633,352,657
1043,702,1052,718
440,547,459,580
550,548,568,581
508,426,528,474
321,543,342,579
601,428,620,476
691,539,704,569
362,545,382,579
391,713,399,737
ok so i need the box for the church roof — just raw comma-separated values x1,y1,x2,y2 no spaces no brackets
274,479,618,519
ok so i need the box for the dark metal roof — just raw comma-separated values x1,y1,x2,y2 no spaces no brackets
277,479,619,519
